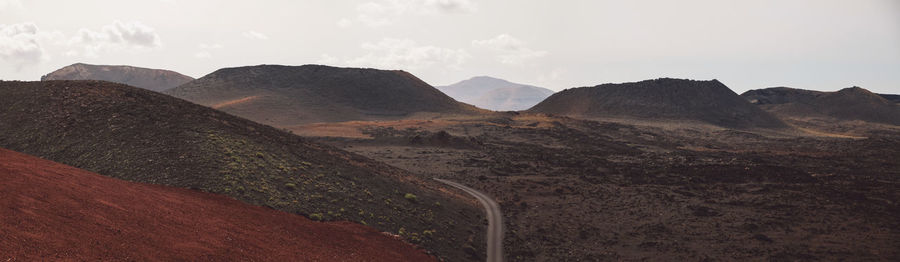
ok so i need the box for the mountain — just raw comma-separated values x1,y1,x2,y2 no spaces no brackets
741,86,900,125
436,76,555,111
0,80,484,261
41,63,194,92
528,78,787,128
165,64,481,126
741,87,823,105
879,93,900,104
0,147,434,261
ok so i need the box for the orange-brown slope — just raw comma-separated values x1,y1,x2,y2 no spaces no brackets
0,148,434,261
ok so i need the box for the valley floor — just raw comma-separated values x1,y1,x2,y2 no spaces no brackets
302,113,900,261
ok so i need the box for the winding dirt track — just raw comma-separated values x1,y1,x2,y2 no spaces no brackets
435,178,504,262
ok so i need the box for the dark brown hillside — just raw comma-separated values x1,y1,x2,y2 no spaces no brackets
0,80,484,261
528,78,787,128
0,147,435,261
165,64,481,126
741,86,900,125
42,63,194,92
741,87,824,105
879,93,900,104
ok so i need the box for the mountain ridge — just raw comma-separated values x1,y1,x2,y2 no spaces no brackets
529,78,787,128
0,80,485,261
166,64,482,126
41,63,194,92
741,86,900,125
437,76,554,111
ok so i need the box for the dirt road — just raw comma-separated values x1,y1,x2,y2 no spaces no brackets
435,178,504,262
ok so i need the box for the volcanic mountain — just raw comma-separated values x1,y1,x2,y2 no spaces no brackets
41,63,194,92
741,86,900,125
878,93,900,104
0,80,484,261
0,147,434,261
528,78,787,128
437,76,555,111
165,64,481,126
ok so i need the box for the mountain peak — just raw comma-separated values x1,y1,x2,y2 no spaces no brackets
41,63,194,92
166,64,478,125
529,78,786,128
437,76,554,111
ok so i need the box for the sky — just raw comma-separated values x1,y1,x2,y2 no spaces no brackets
1,0,899,94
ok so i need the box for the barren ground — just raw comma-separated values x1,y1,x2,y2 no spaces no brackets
0,148,435,261
305,113,900,261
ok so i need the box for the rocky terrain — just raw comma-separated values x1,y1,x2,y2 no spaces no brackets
0,147,435,261
529,78,786,128
306,113,900,261
0,80,485,261
742,86,900,127
41,63,194,92
437,76,554,111
165,64,482,126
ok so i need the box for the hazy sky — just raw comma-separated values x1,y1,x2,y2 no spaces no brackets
1,0,898,93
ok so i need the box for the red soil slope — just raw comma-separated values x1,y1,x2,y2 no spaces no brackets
0,148,434,261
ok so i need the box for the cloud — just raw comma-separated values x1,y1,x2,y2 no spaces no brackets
336,18,354,28
242,31,268,40
67,20,162,57
0,23,50,68
194,43,223,59
317,54,340,65
344,38,470,70
0,0,22,11
353,0,476,27
472,34,547,65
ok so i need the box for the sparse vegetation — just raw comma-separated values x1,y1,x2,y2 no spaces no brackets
0,80,486,262
404,193,417,202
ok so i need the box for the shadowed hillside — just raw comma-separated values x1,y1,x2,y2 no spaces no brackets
879,94,900,104
42,63,194,92
0,148,435,261
0,80,485,261
741,86,900,125
437,76,554,111
529,78,787,128
165,64,481,126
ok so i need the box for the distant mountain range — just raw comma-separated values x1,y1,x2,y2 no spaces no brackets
741,86,900,125
529,78,787,128
165,64,481,126
436,76,554,111
41,63,194,92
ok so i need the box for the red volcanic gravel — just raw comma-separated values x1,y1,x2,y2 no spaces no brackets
0,148,435,261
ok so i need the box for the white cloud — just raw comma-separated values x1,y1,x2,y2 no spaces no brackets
194,43,223,59
242,31,268,40
424,0,476,13
0,0,22,11
67,20,162,57
317,53,340,65
472,34,548,65
0,23,49,68
354,0,477,27
344,38,469,70
336,18,354,28
537,68,565,84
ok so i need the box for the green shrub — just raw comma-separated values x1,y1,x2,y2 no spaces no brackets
309,213,324,221
404,193,418,202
